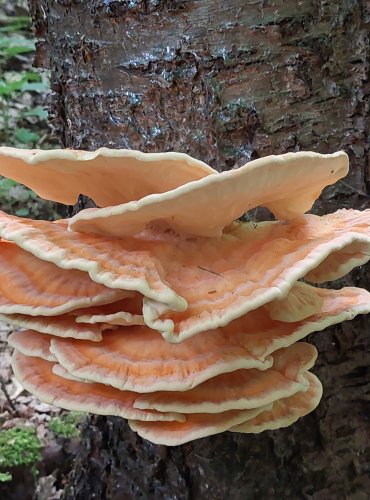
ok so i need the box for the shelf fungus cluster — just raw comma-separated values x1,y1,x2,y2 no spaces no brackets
1,147,370,446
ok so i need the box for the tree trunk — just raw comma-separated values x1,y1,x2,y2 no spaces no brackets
28,1,370,498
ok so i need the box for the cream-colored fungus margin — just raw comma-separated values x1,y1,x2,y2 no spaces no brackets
0,240,127,316
264,282,324,323
1,314,105,341
128,405,272,446
71,296,145,326
8,330,56,362
75,310,145,326
305,237,370,283
230,372,323,433
52,364,94,383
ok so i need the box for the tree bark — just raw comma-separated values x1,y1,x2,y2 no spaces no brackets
28,1,370,498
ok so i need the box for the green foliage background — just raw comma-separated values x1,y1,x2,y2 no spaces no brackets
0,5,65,219
0,2,71,488
0,427,42,482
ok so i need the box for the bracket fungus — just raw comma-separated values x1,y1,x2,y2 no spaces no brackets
1,146,370,446
68,151,348,238
0,147,216,206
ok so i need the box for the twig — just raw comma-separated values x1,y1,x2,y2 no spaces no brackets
197,266,224,278
0,376,19,416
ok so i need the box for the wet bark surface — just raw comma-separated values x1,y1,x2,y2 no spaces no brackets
28,1,370,498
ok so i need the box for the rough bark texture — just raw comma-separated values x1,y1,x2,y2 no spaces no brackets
28,1,370,498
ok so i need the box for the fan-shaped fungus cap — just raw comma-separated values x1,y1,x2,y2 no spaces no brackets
51,363,94,383
49,325,273,393
2,148,370,446
48,286,370,393
303,210,370,282
263,281,324,323
2,314,107,341
0,240,126,316
1,209,370,342
8,330,56,362
68,151,349,238
230,372,323,433
230,286,370,359
141,210,370,341
128,372,321,445
128,405,271,446
73,296,145,327
11,350,185,423
132,343,317,413
0,147,216,206
0,212,186,311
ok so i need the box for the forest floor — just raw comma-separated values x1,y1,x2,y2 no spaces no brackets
0,2,80,499
0,322,84,500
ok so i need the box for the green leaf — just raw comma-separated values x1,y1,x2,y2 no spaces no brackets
0,428,42,469
0,78,27,96
1,45,34,57
15,207,30,217
21,81,49,93
0,178,18,191
0,83,12,97
0,16,31,33
21,107,48,119
14,128,40,144
0,472,12,482
0,36,35,63
0,36,35,49
49,412,85,438
22,71,43,82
